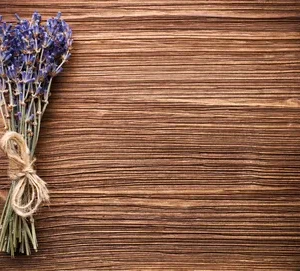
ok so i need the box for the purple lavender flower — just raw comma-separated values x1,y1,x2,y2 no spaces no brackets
7,64,17,80
21,69,35,83
0,11,72,133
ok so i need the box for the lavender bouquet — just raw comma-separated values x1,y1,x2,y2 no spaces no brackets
0,12,72,256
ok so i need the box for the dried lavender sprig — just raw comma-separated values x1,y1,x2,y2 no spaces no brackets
0,11,72,256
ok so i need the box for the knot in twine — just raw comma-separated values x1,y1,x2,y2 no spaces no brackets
0,131,49,217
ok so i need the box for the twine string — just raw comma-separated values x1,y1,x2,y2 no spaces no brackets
0,131,49,217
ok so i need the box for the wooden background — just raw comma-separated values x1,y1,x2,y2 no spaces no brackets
0,1,299,270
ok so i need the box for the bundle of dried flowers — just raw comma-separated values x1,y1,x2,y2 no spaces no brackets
0,11,72,257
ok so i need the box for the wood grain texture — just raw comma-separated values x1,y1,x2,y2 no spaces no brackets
0,1,300,270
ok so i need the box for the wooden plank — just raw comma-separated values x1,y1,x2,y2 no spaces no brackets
0,1,299,270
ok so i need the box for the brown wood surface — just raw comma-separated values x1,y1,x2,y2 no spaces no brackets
0,1,300,270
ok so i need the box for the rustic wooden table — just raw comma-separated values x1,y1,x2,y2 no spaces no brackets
0,1,299,270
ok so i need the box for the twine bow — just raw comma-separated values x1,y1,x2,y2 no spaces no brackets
0,131,49,217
